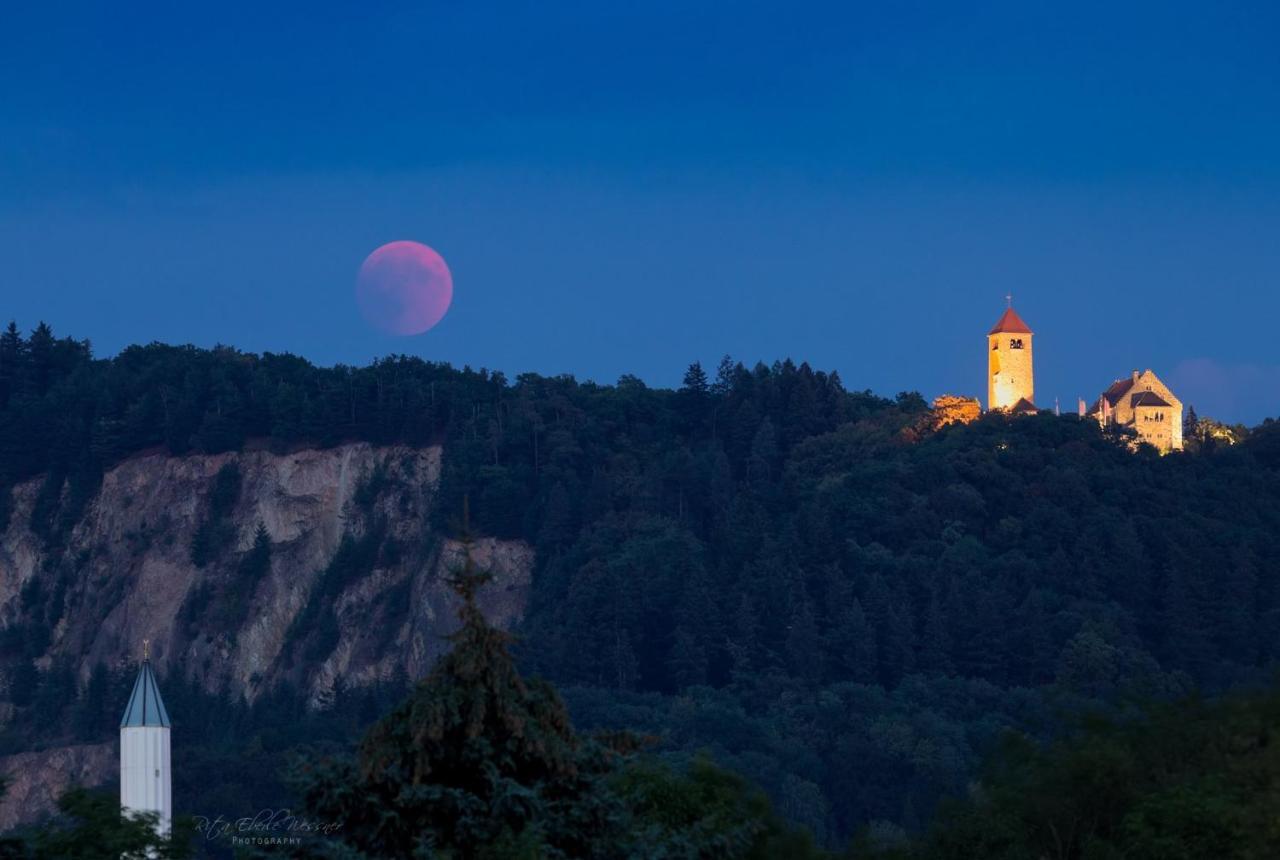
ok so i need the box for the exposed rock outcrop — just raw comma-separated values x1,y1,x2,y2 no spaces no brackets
930,395,982,429
2,443,532,695
901,395,982,441
0,443,534,828
0,743,113,832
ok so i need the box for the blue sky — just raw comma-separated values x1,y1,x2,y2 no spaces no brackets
2,2,1278,423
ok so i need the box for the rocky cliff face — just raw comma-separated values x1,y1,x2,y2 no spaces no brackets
0,442,533,825
901,395,982,441
0,743,113,832
928,395,982,429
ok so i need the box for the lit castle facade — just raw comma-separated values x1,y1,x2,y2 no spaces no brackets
987,305,1037,414
1087,370,1184,452
983,303,1183,452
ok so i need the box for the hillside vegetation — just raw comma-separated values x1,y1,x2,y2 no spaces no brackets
2,321,1280,846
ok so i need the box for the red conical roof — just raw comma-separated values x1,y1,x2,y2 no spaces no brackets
989,306,1033,335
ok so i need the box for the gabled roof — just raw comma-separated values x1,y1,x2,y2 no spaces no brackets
1131,391,1171,408
1010,397,1038,414
989,307,1033,335
121,660,170,728
1101,378,1135,406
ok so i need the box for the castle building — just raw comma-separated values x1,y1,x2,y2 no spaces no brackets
1088,369,1184,452
120,647,172,836
987,303,1037,413
969,301,1182,451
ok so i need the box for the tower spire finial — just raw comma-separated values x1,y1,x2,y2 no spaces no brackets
121,636,172,837
1006,292,1013,308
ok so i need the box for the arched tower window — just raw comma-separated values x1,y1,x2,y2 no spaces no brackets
1010,338,1024,350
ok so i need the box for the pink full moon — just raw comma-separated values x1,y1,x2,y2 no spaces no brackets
355,241,453,336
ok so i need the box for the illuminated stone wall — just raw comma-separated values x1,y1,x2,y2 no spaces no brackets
987,332,1034,411
1096,369,1184,453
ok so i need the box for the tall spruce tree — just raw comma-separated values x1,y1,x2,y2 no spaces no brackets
679,360,711,435
1183,404,1200,449
0,321,23,412
293,525,628,858
289,517,823,858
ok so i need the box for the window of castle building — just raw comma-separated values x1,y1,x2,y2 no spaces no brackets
1010,339,1024,350
992,341,999,350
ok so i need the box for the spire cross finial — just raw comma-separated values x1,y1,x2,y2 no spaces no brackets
142,639,150,661
1006,293,1013,308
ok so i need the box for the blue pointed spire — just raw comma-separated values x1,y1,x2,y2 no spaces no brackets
120,657,170,728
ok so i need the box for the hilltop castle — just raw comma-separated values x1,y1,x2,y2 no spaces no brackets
1086,370,1184,452
987,305,1037,414
982,303,1184,452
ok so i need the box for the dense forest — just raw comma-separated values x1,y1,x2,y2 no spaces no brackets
2,321,1280,851
10,542,1280,858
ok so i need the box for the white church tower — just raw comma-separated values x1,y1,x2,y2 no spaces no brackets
120,642,172,836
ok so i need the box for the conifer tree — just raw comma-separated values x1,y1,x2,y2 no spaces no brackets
0,320,23,411
679,360,711,434
681,361,709,396
239,522,273,582
711,354,737,397
1183,404,1200,449
26,322,56,397
294,520,627,858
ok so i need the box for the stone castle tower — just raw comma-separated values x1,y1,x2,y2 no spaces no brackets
120,645,171,836
987,303,1035,412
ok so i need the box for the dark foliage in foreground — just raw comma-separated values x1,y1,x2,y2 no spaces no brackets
0,779,194,859
854,683,1280,859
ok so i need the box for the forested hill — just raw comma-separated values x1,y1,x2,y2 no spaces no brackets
3,320,1280,844
0,320,893,536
